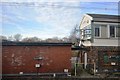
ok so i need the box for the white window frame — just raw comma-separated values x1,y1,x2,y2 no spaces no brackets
109,25,119,38
109,25,116,38
107,25,110,38
94,26,101,38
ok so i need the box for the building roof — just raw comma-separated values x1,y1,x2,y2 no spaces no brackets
2,40,72,46
87,13,120,23
87,14,119,19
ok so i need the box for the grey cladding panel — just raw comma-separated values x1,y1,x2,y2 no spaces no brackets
101,25,108,38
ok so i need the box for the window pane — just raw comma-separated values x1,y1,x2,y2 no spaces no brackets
110,26,115,37
85,29,91,34
95,27,100,37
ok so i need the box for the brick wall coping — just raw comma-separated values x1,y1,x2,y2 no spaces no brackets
2,41,72,46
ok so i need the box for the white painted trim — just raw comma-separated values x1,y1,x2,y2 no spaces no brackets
92,39,119,46
107,24,110,38
115,26,117,38
80,14,93,29
84,52,87,69
93,22,118,25
99,26,101,38
85,14,93,20
109,25,118,38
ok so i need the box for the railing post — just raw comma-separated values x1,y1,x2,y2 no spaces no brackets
53,73,56,77
93,62,96,75
75,63,77,76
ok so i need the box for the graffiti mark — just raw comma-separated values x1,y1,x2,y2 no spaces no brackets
11,53,23,66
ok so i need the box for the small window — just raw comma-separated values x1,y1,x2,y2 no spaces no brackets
85,29,91,34
110,26,115,37
95,27,100,37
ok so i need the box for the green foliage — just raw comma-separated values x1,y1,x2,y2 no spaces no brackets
86,64,94,75
76,65,84,76
71,64,84,76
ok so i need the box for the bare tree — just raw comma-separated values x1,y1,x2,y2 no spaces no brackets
52,37,62,42
0,35,7,41
62,37,69,42
45,37,63,43
22,37,41,42
22,37,29,42
14,34,22,42
45,38,53,42
69,24,80,46
8,36,14,41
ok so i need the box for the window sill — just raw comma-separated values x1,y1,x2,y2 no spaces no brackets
94,37,119,40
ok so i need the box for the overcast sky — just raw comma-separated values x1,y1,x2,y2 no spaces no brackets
0,0,119,39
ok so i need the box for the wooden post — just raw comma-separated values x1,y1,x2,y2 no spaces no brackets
93,62,96,75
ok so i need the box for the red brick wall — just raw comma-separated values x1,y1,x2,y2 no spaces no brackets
2,46,71,74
